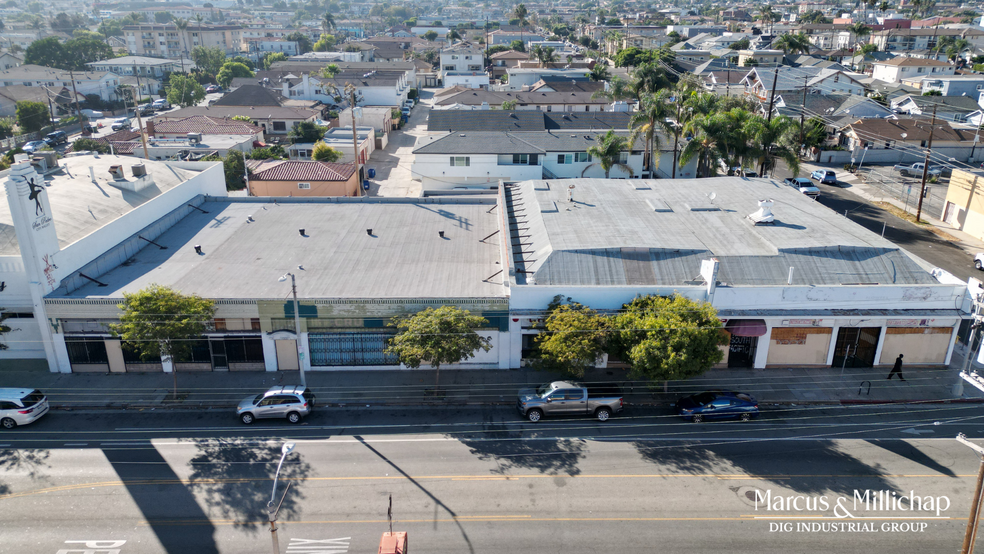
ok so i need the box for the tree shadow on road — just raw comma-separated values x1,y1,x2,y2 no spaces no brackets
456,421,587,476
186,439,312,532
0,448,50,495
632,438,901,498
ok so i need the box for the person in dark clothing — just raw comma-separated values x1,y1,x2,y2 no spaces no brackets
887,354,905,381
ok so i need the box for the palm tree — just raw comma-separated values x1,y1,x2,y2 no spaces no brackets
630,91,672,178
29,16,44,40
773,32,812,55
848,22,871,69
321,11,335,34
513,3,528,26
750,114,800,176
582,130,634,178
631,62,669,99
174,18,190,61
680,113,726,178
591,74,633,102
879,1,890,14
758,5,779,35
589,63,610,81
194,13,204,48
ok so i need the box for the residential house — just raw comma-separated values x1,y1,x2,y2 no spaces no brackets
741,66,866,99
268,60,417,105
0,65,122,102
290,126,374,166
245,159,359,197
439,42,487,89
86,56,192,78
0,85,79,118
620,34,674,51
502,68,592,91
870,57,955,84
0,52,22,71
434,89,612,112
528,78,605,94
490,50,529,80
835,117,977,165
155,105,319,137
916,75,984,96
134,134,255,160
737,50,784,67
488,30,545,45
242,37,300,58
144,117,264,141
891,94,981,123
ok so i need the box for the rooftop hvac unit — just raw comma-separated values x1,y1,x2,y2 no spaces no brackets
131,164,147,177
108,165,125,180
187,132,203,145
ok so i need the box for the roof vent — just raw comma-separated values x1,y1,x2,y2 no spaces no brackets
459,133,465,137
748,199,775,225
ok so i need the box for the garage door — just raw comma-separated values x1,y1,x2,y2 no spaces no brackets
309,332,400,366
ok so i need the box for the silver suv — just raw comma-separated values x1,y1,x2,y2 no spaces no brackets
237,385,315,424
0,388,49,429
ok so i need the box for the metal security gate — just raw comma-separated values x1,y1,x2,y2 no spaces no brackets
309,332,399,366
832,327,880,368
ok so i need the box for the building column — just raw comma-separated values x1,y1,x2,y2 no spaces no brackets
872,326,889,366
261,333,278,372
826,325,841,366
299,331,312,373
51,332,70,374
753,323,773,369
509,318,522,369
945,323,961,366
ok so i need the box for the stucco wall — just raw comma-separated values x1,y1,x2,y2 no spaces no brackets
249,174,360,197
878,327,953,365
766,327,832,366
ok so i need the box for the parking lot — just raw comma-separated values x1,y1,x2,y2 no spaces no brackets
855,165,947,217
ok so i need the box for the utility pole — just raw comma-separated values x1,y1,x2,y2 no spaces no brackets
760,64,780,175
958,433,984,554
799,74,809,146
916,103,938,223
68,70,85,137
346,82,362,196
129,87,150,159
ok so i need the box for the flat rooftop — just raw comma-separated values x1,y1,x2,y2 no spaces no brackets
0,155,207,256
56,198,505,300
509,178,939,287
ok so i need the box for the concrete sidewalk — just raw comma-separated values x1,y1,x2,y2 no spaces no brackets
1,345,980,411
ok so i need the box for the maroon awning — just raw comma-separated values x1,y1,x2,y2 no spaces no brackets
725,319,768,337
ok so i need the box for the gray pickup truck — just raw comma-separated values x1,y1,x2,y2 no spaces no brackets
517,381,623,422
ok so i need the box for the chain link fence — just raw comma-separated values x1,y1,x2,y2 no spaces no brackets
857,167,946,218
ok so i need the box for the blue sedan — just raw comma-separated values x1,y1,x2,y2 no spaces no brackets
676,391,759,423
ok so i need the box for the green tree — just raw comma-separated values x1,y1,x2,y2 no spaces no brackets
154,11,173,23
23,37,67,69
423,30,438,41
167,74,206,107
174,18,190,58
535,297,608,378
97,19,123,37
610,294,726,385
509,39,526,52
229,55,255,70
321,11,336,33
0,310,13,350
284,31,312,53
223,151,247,190
72,137,110,153
231,114,253,123
64,37,114,70
729,37,751,50
589,63,610,81
582,130,634,178
591,74,633,102
16,101,49,134
501,99,517,109
630,91,673,178
313,33,336,51
513,3,528,26
312,140,342,161
263,52,288,70
385,306,492,389
288,120,328,143
216,61,254,87
110,284,216,400
192,45,227,77
772,32,812,55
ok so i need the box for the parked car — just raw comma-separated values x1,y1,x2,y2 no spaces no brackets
676,391,759,423
741,170,758,178
236,385,315,424
152,98,170,110
111,117,131,131
0,388,49,429
810,169,837,184
43,130,68,146
517,381,623,422
21,140,47,153
80,109,103,118
975,252,984,270
784,177,821,199
206,85,222,93
137,104,155,116
893,162,942,177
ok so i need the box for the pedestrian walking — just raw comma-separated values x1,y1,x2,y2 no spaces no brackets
887,354,905,381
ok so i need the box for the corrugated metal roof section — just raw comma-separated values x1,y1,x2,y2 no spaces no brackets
530,248,937,286
251,161,356,182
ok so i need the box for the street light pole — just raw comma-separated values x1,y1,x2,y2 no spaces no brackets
267,442,296,554
279,272,306,386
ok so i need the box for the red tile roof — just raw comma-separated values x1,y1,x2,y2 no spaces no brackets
151,115,262,135
249,160,356,182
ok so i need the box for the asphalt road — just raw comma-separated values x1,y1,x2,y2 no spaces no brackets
773,167,976,282
2,405,984,553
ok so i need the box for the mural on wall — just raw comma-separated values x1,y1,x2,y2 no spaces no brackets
6,162,60,294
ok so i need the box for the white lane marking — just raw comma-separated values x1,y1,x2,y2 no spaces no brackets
0,443,10,447
100,442,155,446
63,443,88,446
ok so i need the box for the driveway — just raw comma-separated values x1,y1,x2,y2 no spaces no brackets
365,91,433,197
